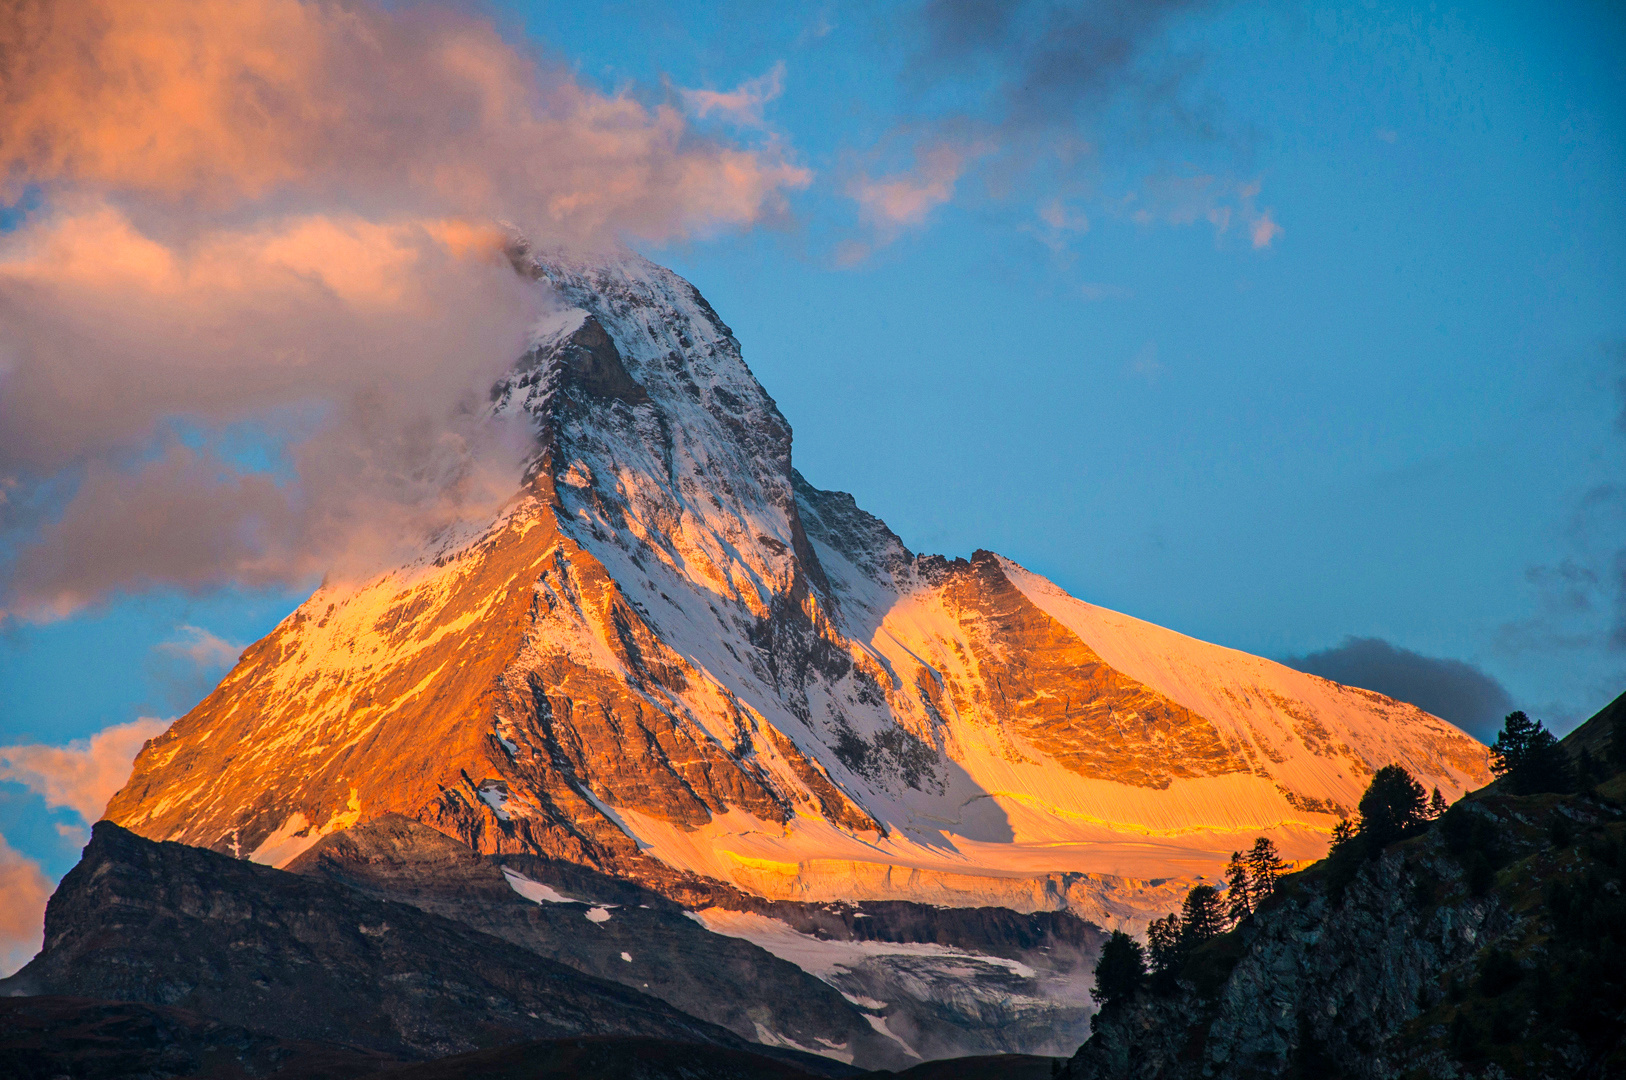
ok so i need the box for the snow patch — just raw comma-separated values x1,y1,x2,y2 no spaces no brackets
751,1023,854,1065
501,868,582,905
864,1014,921,1058
478,783,511,821
585,906,612,923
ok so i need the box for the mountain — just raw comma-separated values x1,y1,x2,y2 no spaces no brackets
87,247,1492,1061
1060,700,1626,1080
104,247,1490,916
0,822,815,1066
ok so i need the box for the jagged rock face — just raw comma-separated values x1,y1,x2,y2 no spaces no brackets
105,248,1492,930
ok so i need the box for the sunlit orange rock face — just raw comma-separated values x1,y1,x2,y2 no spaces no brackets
107,250,1491,928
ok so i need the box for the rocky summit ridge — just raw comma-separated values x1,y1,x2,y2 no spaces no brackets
105,246,1491,935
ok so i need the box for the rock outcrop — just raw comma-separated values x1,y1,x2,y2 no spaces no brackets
1063,770,1626,1079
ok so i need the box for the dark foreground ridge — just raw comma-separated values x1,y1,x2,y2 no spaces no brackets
0,819,1075,1077
0,822,837,1072
1064,690,1626,1080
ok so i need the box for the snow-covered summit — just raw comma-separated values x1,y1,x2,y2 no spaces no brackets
107,251,1491,931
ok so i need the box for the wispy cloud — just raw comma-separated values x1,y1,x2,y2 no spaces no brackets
850,142,978,233
841,0,1264,253
681,62,787,127
1119,174,1281,248
0,717,172,824
158,625,242,670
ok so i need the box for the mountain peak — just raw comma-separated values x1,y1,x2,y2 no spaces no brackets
106,254,1491,931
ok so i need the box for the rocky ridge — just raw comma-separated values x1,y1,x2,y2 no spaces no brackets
1063,720,1626,1080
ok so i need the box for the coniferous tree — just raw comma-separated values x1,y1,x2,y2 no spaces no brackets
1490,711,1573,795
1245,838,1287,906
1426,787,1449,820
1329,816,1356,853
1147,913,1184,976
1179,884,1226,948
1090,930,1147,1010
1224,851,1251,926
1357,764,1429,852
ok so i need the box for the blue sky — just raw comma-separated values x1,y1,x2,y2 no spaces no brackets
1,0,1623,891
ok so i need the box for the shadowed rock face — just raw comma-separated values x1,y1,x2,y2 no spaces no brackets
103,247,1491,942
284,815,914,1070
0,996,397,1080
0,823,771,1064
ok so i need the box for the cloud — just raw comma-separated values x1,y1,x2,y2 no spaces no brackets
849,141,979,233
681,62,787,127
0,833,52,977
1250,208,1282,248
157,626,243,670
0,717,173,824
1280,637,1514,742
850,1,1271,256
1500,349,1626,665
1080,281,1133,301
0,0,809,243
0,0,812,617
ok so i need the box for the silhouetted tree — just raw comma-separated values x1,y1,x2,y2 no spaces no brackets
1147,912,1184,977
1179,884,1226,948
1328,816,1356,853
1357,765,1429,852
1090,930,1147,1010
1490,711,1573,795
1224,851,1251,926
1426,787,1449,820
1246,838,1287,906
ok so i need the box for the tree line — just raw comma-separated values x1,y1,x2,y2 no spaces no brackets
1090,705,1611,1013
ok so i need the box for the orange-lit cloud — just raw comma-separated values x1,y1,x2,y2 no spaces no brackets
0,0,812,616
0,717,171,823
0,834,52,977
0,0,809,242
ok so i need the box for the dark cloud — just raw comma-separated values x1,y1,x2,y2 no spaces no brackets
847,1,1268,253
1281,637,1514,743
922,0,1209,129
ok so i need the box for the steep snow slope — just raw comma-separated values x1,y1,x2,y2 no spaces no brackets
107,246,1491,932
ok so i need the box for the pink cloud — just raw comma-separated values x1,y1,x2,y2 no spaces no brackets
681,62,787,127
1250,209,1283,249
0,0,809,244
0,834,52,977
849,142,985,240
0,717,172,824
